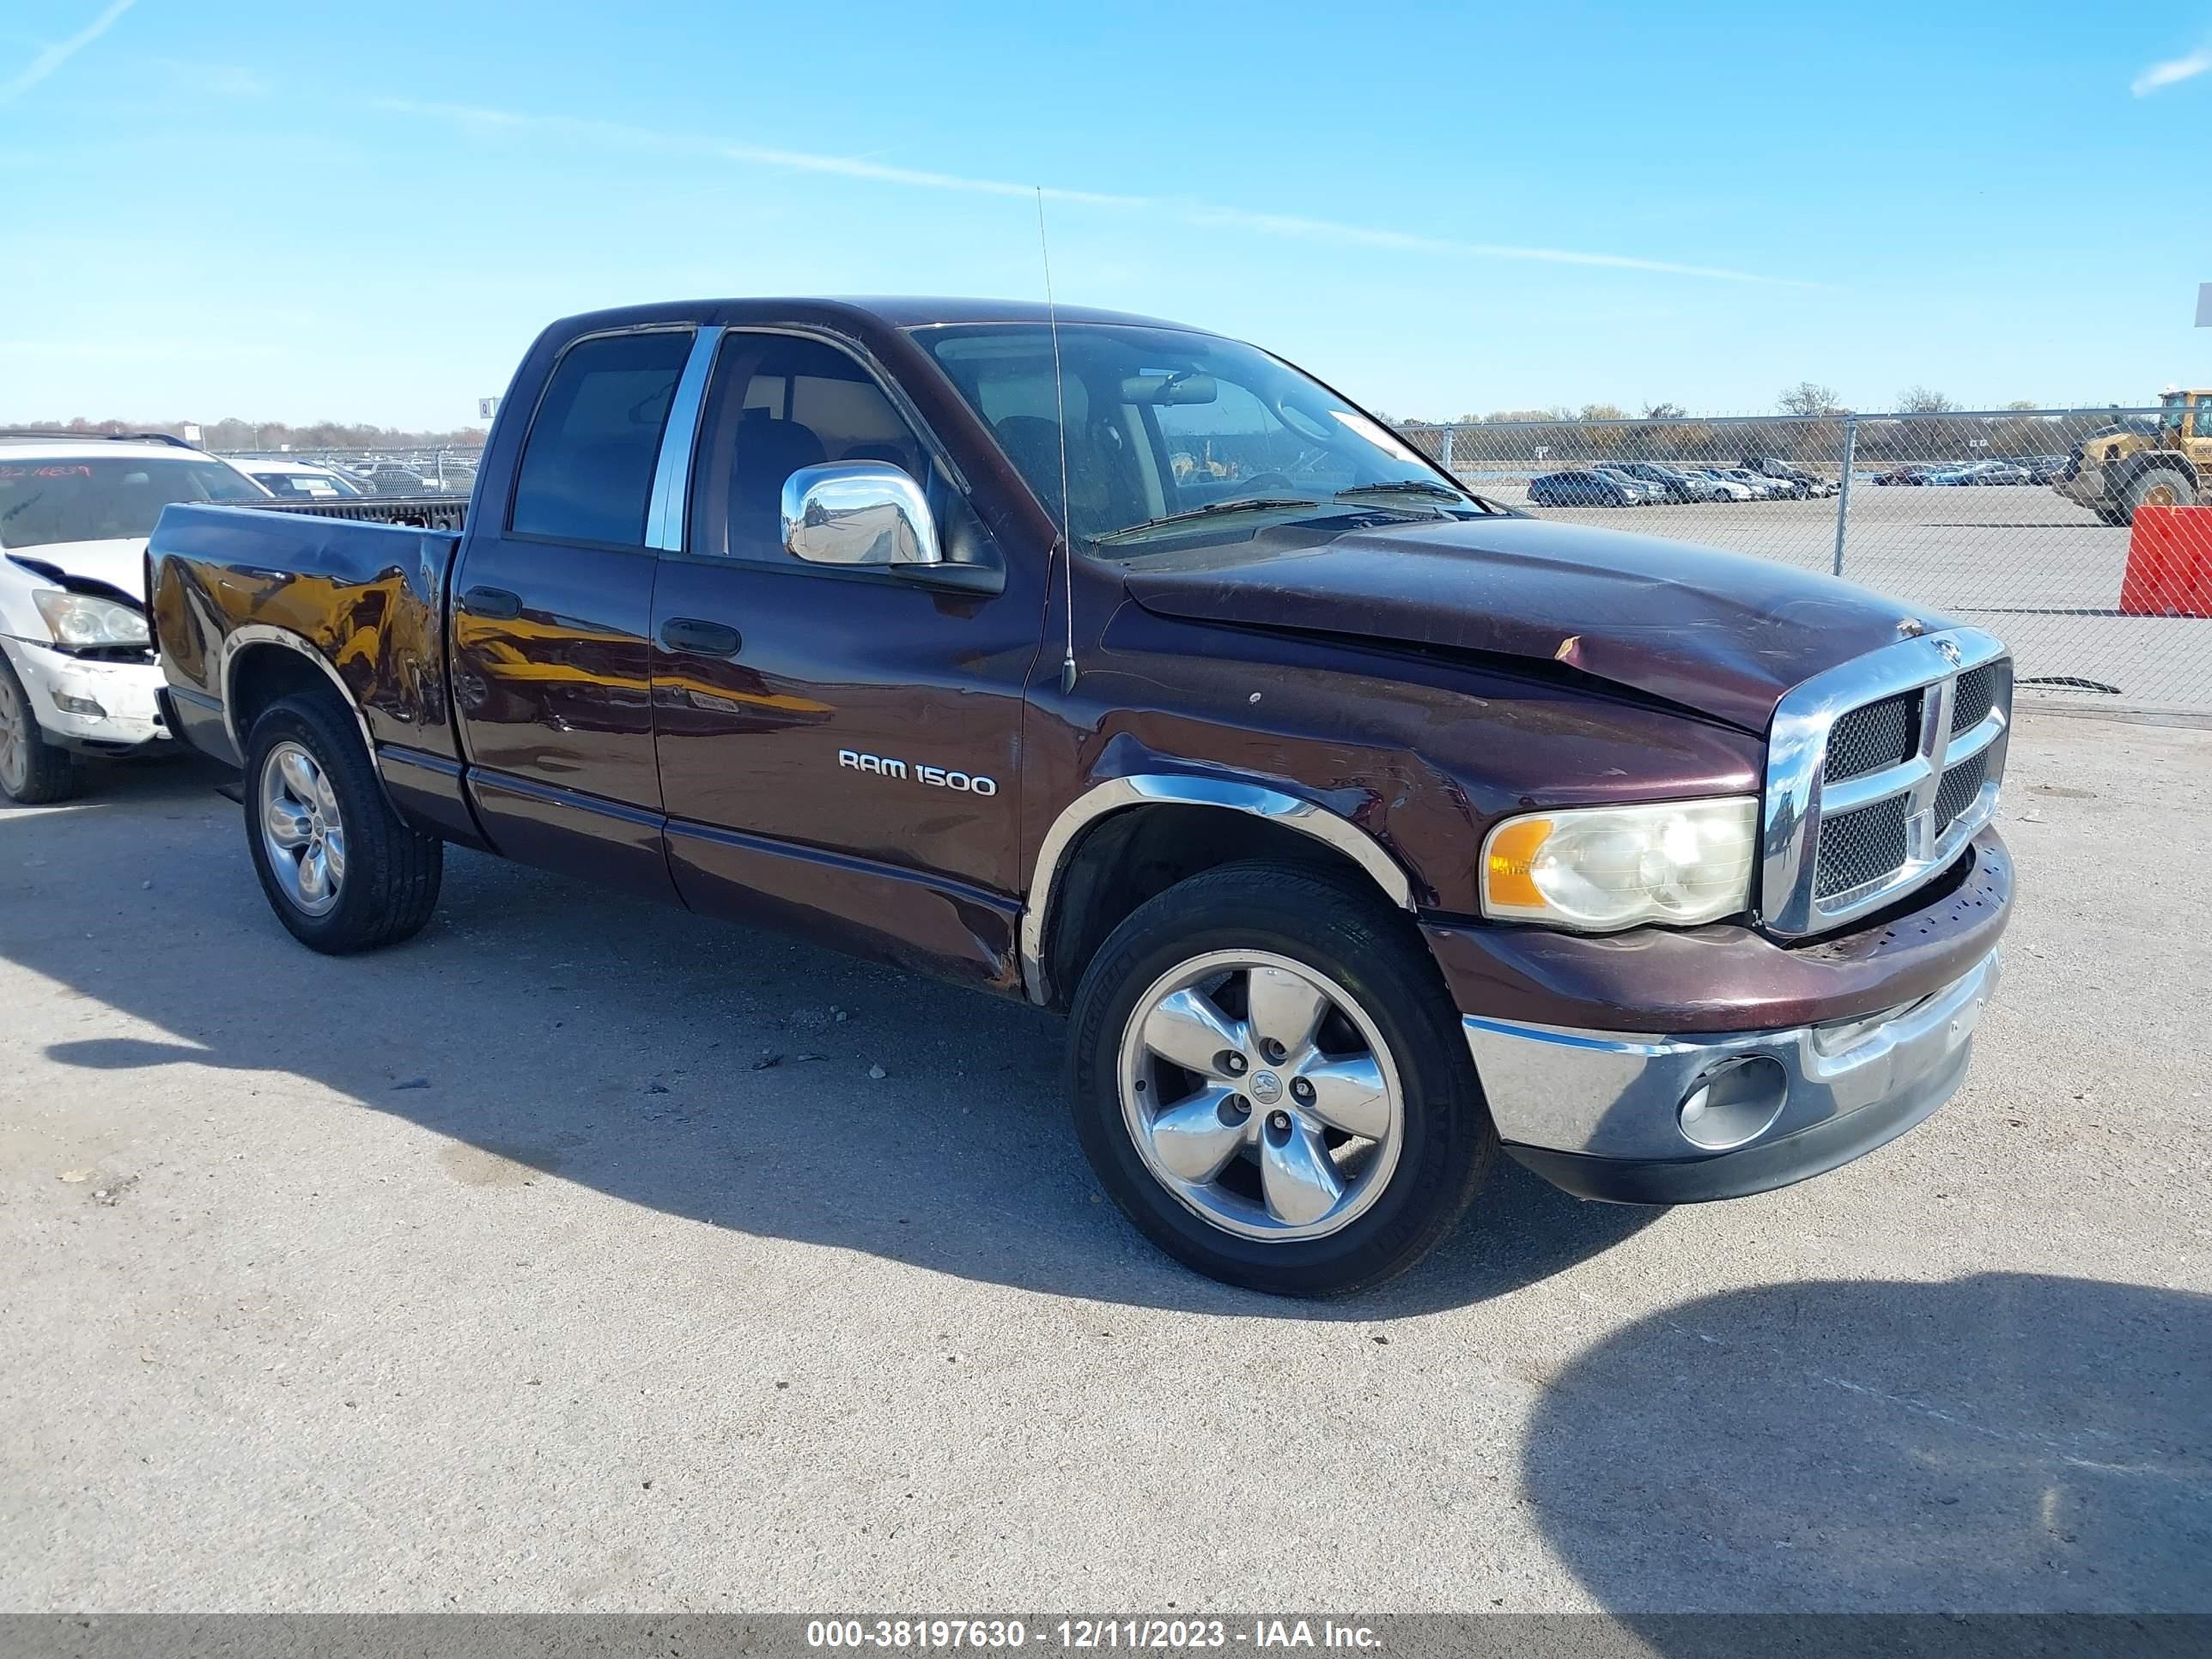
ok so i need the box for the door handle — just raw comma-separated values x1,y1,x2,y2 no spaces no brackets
659,617,744,657
460,584,522,621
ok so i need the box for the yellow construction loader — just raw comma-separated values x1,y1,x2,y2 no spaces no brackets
2055,389,2208,525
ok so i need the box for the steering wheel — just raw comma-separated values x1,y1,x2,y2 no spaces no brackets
1238,471,1297,492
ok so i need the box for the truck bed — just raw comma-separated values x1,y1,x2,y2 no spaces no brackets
146,500,465,771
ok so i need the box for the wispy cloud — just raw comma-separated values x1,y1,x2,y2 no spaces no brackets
2131,40,2212,95
0,0,139,107
376,98,1803,287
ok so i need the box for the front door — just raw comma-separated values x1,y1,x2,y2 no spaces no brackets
449,325,694,897
647,330,1042,987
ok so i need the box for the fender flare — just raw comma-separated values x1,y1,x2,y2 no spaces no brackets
218,624,392,803
1018,773,1416,1006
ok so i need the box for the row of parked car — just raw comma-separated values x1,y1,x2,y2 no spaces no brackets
230,455,475,501
1871,457,2069,487
1526,457,1838,509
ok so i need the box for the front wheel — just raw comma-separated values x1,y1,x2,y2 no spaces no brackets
244,693,442,953
1068,863,1494,1297
2118,466,2197,526
0,655,82,805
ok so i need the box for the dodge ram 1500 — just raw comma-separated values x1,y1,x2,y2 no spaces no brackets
148,298,2012,1296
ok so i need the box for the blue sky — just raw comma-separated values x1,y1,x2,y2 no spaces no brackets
4,1,2209,428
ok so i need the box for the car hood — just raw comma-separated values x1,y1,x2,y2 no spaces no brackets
1119,514,1944,732
3,538,148,601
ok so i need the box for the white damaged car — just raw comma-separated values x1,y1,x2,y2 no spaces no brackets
0,434,269,802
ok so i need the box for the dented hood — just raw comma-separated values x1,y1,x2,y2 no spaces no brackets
3,537,149,602
1121,514,1942,732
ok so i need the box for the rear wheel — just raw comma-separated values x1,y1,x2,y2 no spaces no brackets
244,693,441,953
1068,863,1494,1297
0,656,82,805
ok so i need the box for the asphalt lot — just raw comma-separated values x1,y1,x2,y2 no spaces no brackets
2,720,2207,1614
1502,483,2212,716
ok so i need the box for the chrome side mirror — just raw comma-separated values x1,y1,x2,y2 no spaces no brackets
780,463,941,569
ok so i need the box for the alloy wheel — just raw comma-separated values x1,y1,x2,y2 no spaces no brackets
258,740,347,916
1115,950,1405,1242
0,676,25,796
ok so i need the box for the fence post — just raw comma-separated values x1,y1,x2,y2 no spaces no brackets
1440,426,1455,473
1831,416,1856,578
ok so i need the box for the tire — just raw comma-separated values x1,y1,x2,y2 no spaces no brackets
243,693,441,953
1067,862,1495,1297
2117,466,2197,526
0,655,82,805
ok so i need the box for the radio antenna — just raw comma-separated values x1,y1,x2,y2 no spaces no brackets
1036,187,1079,696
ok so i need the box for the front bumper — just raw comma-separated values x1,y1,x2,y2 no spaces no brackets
0,637,169,754
1464,948,2001,1205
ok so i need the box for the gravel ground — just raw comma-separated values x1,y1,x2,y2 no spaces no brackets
1,714,2205,1614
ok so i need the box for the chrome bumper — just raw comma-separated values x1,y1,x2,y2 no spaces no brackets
1462,950,2001,1198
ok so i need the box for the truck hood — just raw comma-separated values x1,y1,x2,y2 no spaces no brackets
1120,514,1942,732
3,538,148,602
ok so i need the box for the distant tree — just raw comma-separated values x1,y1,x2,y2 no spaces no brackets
1640,402,1686,421
1777,381,1843,417
2004,399,2039,410
1578,403,1626,422
1896,386,1957,414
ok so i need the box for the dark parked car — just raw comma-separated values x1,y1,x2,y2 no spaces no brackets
1600,461,1720,503
1528,468,1638,507
147,296,2013,1297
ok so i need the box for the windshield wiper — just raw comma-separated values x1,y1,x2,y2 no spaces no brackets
1335,479,1515,515
1334,479,1462,500
1095,496,1323,543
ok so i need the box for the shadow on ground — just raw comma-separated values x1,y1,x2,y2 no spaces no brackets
3,758,1656,1318
1522,1271,2210,1614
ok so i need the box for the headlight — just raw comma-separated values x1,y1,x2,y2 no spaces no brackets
33,590,150,650
1481,797,1759,931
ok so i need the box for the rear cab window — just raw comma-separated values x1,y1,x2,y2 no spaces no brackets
509,330,693,546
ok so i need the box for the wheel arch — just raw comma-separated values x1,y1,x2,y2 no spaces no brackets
2110,449,2196,488
1021,775,1416,1008
221,627,393,806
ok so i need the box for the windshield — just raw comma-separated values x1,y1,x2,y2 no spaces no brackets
916,323,1468,546
0,455,266,550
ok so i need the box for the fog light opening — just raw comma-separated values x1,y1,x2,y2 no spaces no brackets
53,693,106,718
1677,1055,1790,1152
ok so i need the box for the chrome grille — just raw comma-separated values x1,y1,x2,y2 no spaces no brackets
1950,664,1996,733
1935,750,1989,830
1824,692,1920,782
1814,798,1911,898
1761,629,2012,937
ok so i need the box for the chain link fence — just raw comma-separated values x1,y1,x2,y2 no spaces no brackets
1401,405,2211,718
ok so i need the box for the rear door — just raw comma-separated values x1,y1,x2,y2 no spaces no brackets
448,325,698,897
644,329,1041,988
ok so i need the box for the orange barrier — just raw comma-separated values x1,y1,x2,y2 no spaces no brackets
2121,504,2212,618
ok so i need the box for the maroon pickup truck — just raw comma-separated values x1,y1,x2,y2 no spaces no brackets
146,298,2011,1296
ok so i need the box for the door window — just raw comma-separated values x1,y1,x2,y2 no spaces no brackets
509,329,692,546
688,335,932,562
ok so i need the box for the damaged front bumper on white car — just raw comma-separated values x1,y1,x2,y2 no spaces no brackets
0,635,169,753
